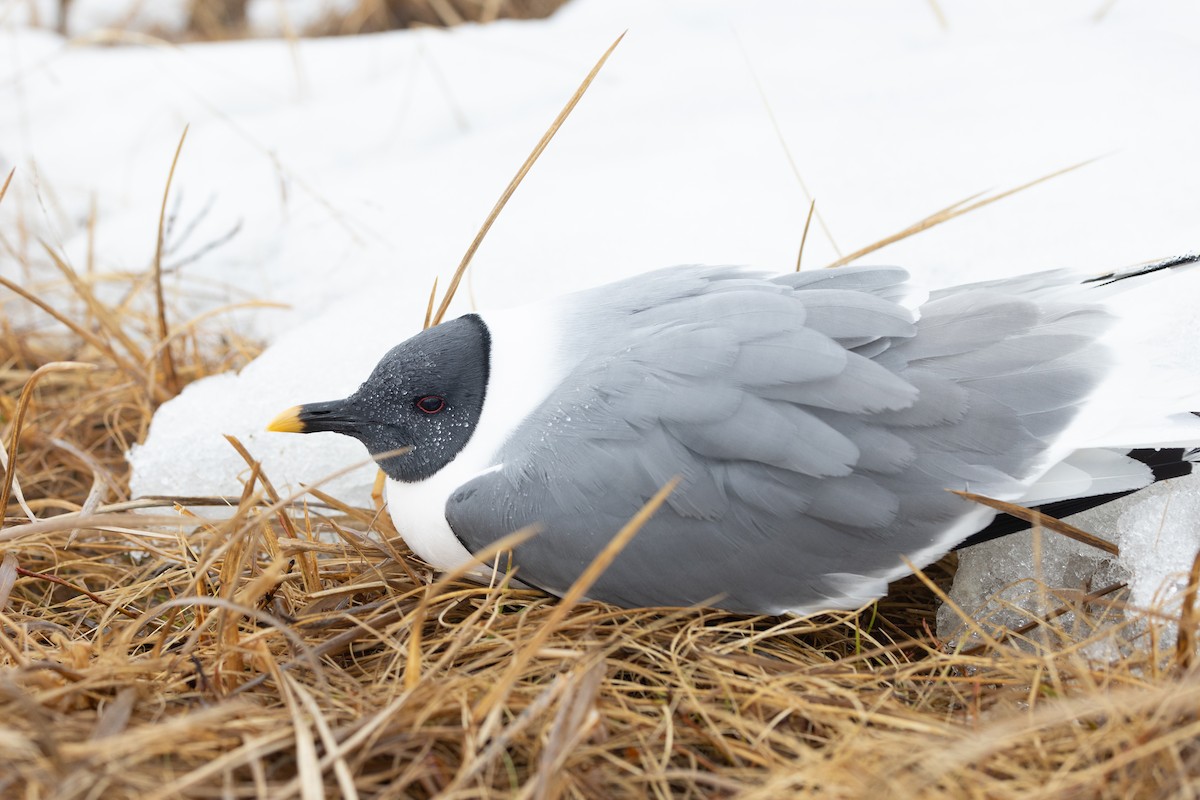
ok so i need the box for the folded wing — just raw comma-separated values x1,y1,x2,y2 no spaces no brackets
447,266,1114,613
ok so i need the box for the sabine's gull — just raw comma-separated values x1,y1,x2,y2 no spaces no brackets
269,256,1200,614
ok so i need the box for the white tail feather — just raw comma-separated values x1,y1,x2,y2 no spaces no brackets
1019,448,1153,506
1039,263,1200,473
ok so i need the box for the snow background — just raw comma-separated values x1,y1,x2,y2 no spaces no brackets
3,0,1199,633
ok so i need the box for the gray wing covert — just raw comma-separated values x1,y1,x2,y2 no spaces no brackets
445,266,1113,614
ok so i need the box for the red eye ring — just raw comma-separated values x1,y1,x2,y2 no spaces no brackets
416,395,445,414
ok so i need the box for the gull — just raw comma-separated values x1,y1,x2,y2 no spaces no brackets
269,256,1200,614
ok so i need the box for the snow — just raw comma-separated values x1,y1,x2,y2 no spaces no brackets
3,0,1200,629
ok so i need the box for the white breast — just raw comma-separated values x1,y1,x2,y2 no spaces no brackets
385,304,571,572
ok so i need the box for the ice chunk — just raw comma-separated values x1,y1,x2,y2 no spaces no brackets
936,525,1122,649
940,473,1200,650
1108,477,1200,617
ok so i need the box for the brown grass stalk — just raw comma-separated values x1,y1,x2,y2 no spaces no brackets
42,242,149,368
429,31,625,326
1176,550,1200,669
0,167,14,205
14,563,141,619
422,277,438,330
795,198,816,272
1,361,99,520
0,275,155,395
153,125,189,397
952,489,1120,555
473,477,680,722
825,159,1098,268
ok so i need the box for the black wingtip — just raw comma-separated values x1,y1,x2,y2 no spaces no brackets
954,446,1199,551
1083,252,1200,287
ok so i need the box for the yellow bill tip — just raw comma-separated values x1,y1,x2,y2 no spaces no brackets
266,406,306,434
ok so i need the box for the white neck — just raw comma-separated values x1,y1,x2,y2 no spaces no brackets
386,304,570,571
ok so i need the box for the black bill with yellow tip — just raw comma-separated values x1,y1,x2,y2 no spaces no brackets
266,399,360,435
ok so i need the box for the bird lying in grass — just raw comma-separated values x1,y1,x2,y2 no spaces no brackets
269,255,1200,614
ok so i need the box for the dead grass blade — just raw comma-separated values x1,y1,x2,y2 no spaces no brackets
225,434,295,547
146,300,290,360
952,489,1120,555
430,32,625,326
902,555,1007,654
422,277,438,330
0,552,17,610
0,167,14,205
795,198,816,271
522,656,605,800
447,669,571,792
1176,550,1200,669
42,241,148,367
403,525,540,690
736,32,841,258
825,158,1098,268
14,563,141,619
0,276,155,396
153,125,189,397
473,476,680,722
960,581,1127,657
1,361,98,521
276,670,337,800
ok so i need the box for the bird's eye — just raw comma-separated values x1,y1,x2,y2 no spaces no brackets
416,395,445,414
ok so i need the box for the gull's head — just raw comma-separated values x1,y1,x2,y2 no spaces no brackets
267,315,490,483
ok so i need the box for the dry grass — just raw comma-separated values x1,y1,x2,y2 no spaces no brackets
45,0,571,40
4,19,1200,795
302,0,570,37
3,196,1200,800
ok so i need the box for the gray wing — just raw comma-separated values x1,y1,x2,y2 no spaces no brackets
446,265,1112,614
